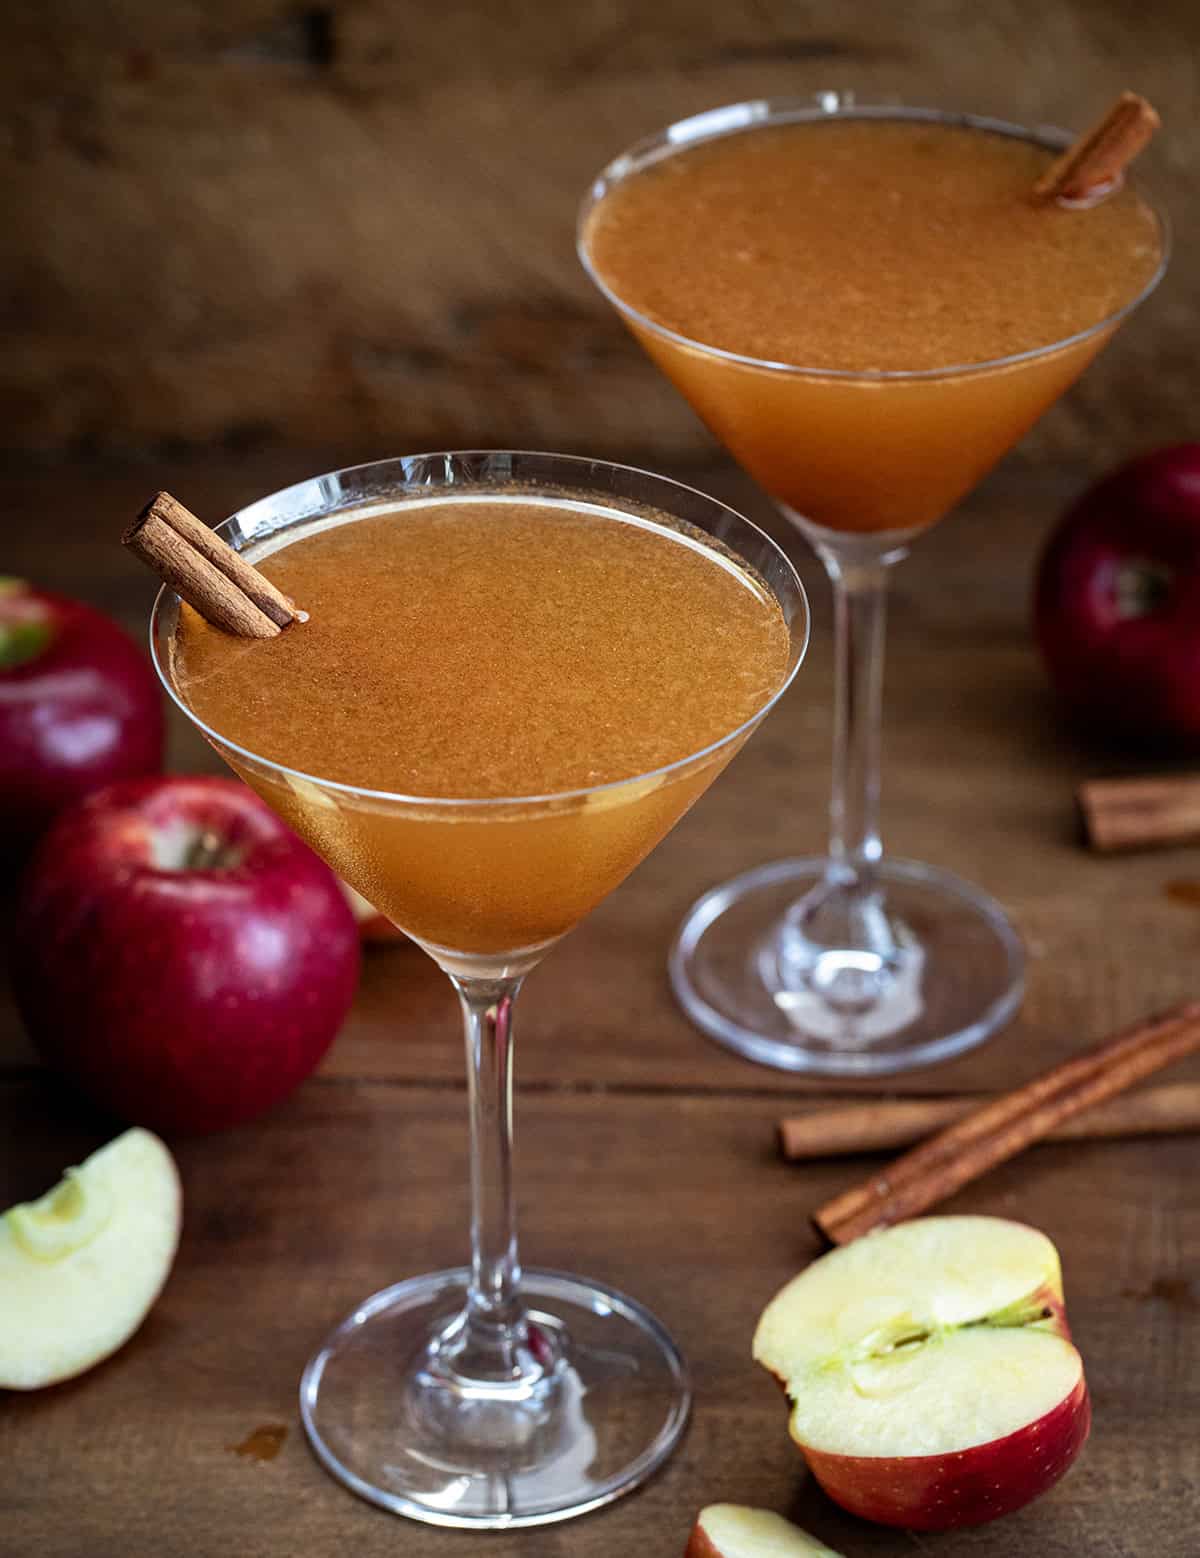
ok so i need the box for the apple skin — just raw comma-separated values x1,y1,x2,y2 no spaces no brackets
0,582,164,850
800,1375,1090,1531
1035,443,1200,748
685,1530,723,1558
11,775,361,1134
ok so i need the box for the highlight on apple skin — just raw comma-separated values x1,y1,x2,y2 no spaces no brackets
0,1128,181,1390
753,1215,1090,1530
687,1503,843,1557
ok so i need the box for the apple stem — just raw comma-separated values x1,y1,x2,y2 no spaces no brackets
183,830,231,871
151,825,245,874
1114,558,1173,619
0,602,53,671
970,1301,1054,1330
855,1300,1055,1363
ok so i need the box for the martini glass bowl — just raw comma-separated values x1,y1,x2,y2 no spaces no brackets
150,450,809,1527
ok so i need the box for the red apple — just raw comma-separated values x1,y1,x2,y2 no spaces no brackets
1035,444,1200,747
11,776,360,1134
753,1216,1090,1530
0,581,164,849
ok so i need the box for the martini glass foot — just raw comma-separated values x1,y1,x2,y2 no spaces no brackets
300,1267,690,1529
670,856,1024,1075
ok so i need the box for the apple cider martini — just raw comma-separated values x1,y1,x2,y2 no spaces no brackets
580,97,1168,1074
150,451,808,1528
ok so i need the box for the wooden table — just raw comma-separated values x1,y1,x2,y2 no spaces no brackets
3,454,1198,1556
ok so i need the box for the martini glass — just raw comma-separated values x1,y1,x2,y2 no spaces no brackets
150,451,808,1528
579,98,1168,1075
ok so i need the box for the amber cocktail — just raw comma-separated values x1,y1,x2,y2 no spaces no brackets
154,451,808,1527
581,99,1166,1073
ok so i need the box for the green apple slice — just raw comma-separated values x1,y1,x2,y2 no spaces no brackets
0,1128,182,1389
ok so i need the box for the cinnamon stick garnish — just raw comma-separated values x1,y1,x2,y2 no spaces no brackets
814,1002,1200,1245
123,492,303,639
1033,91,1160,205
1078,775,1200,853
780,1080,1200,1160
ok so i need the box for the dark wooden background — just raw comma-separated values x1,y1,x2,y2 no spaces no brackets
3,0,1197,470
3,2,1200,1554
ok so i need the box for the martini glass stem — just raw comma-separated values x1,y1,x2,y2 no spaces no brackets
779,537,908,982
447,973,535,1379
822,547,895,884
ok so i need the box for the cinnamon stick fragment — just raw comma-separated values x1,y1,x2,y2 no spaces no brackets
146,492,298,629
1033,91,1160,205
123,492,302,639
780,1080,1200,1160
814,1002,1200,1246
1078,775,1200,853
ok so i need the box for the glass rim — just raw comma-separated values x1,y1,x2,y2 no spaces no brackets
577,97,1171,384
150,449,810,811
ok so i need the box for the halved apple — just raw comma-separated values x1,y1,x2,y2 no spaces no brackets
753,1216,1089,1530
0,1128,182,1389
687,1504,843,1557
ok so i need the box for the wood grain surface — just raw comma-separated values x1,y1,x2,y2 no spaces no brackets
3,0,1197,462
2,452,1199,1554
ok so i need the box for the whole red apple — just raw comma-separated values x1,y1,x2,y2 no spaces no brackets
1035,444,1200,747
12,776,361,1134
0,581,164,850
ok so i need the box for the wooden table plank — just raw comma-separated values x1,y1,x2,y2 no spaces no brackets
2,1075,1196,1556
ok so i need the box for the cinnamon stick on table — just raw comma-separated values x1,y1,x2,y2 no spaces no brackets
813,1002,1200,1246
1033,91,1161,204
780,1080,1200,1160
123,492,304,638
1078,775,1200,853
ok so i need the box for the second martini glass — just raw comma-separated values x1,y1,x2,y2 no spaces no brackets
579,97,1168,1074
